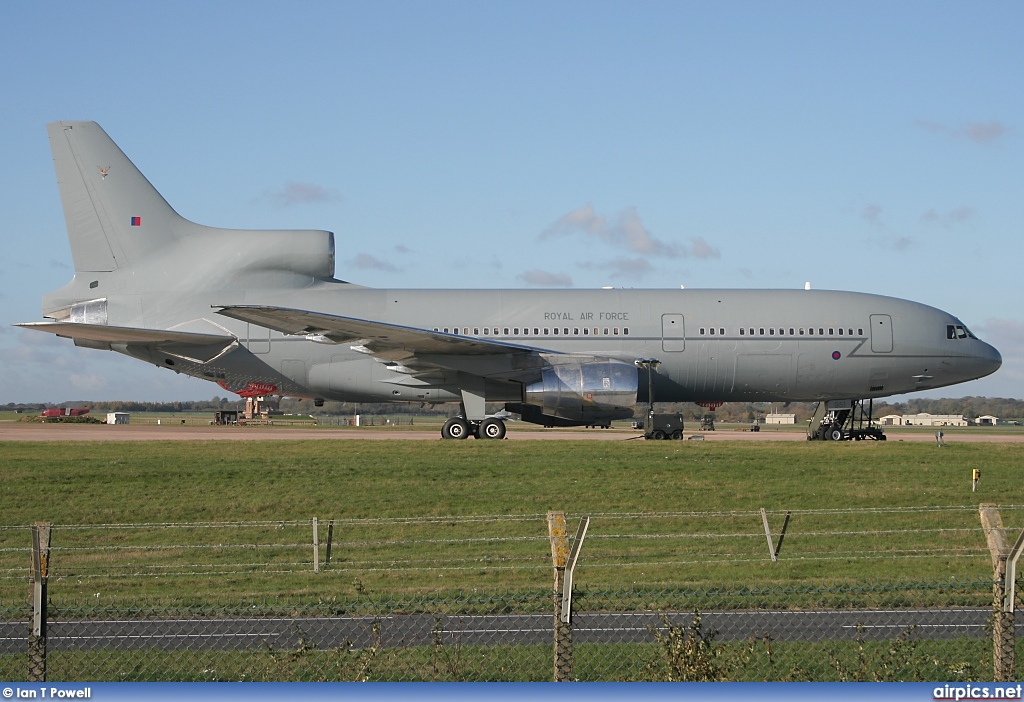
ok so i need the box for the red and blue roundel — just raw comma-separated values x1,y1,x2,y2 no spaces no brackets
832,351,842,360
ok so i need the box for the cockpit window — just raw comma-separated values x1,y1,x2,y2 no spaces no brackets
947,324,976,340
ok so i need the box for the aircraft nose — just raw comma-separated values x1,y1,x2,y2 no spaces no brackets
971,341,1002,379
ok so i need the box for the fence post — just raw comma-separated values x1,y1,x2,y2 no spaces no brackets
28,522,51,683
760,508,777,563
547,511,572,682
980,504,1014,681
313,517,320,574
325,520,335,566
561,517,590,625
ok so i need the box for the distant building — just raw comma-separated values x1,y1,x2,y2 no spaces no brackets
880,415,904,426
106,412,130,425
902,413,968,427
765,413,797,425
976,415,999,426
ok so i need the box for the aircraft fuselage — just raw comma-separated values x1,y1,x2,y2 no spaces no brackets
20,121,1002,438
99,281,1000,407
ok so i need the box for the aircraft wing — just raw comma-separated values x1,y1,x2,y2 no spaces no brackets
216,306,537,355
215,305,552,378
15,322,238,364
16,321,235,346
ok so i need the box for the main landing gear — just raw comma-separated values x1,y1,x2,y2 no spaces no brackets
441,416,507,440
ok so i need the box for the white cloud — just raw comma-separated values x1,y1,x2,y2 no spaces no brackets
348,253,400,272
912,119,947,135
977,318,1024,354
517,269,573,287
922,206,976,227
263,181,341,207
0,329,213,403
578,256,654,281
963,121,1008,144
542,205,675,257
689,237,720,260
861,204,883,228
969,318,1024,396
913,119,1010,145
541,204,719,260
604,257,653,279
889,236,914,252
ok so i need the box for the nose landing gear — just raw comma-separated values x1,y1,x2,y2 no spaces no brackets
808,400,887,441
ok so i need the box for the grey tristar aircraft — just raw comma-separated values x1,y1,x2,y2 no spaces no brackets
17,122,1002,440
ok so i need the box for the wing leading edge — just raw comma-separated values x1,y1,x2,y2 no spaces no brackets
214,305,593,380
16,322,238,364
215,305,539,355
16,321,234,346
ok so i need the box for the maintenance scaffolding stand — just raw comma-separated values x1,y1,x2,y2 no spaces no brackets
808,399,886,441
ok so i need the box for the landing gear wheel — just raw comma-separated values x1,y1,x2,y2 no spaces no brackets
671,430,683,441
652,429,666,440
478,417,506,440
827,426,844,441
441,417,471,440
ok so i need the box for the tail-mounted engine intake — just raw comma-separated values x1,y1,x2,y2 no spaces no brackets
521,361,638,424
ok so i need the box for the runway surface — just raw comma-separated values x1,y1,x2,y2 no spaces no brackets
2,422,1023,442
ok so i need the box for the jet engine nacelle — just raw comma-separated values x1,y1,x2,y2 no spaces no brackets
521,361,638,423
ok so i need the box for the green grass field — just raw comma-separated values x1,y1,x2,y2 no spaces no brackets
1,439,1021,601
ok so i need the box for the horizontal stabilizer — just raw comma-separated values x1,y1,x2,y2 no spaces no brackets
15,321,235,347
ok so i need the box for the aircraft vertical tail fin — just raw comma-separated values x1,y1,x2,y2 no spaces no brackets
47,121,186,272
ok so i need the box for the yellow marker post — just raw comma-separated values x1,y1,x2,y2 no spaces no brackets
973,469,981,492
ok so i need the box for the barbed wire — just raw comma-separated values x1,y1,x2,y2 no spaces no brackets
0,548,995,582
41,562,555,579
45,553,550,572
0,527,994,569
0,559,988,583
4,505,1020,532
584,527,983,541
31,535,549,554
577,556,983,573
0,506,1010,588
33,514,550,531
33,543,984,575
580,505,1024,519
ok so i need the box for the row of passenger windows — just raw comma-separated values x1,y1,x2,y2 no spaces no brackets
434,326,629,337
699,327,864,337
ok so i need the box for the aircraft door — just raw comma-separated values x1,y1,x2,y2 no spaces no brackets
662,314,685,352
870,315,893,353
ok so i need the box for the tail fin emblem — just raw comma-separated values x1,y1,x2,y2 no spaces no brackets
98,166,110,179
130,216,141,226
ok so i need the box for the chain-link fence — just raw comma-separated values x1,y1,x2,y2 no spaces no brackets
1,581,1018,682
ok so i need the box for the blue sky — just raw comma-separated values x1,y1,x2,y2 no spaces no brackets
1,1,1021,403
